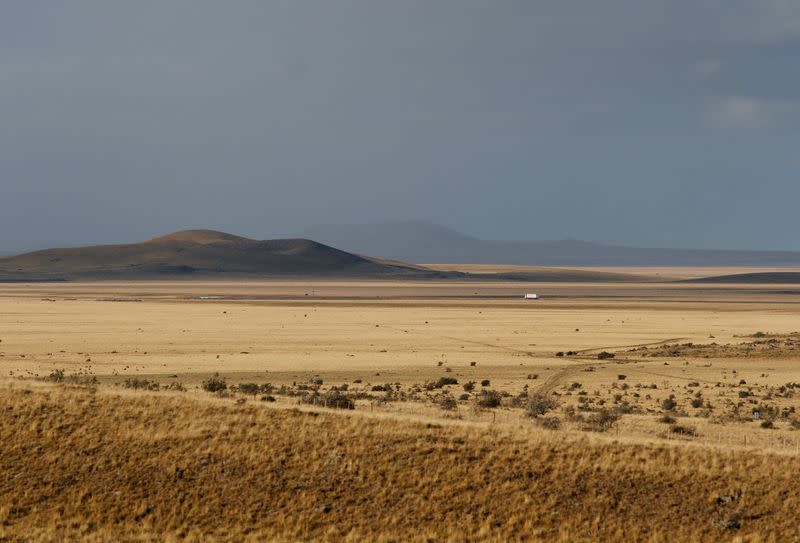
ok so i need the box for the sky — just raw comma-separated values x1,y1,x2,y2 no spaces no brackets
1,1,799,252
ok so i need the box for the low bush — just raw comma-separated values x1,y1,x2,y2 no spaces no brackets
164,382,186,392
238,383,261,396
535,416,561,430
525,393,559,418
670,424,697,437
477,390,502,408
437,395,458,411
661,395,677,411
581,408,620,432
301,390,355,410
201,374,227,393
123,378,159,391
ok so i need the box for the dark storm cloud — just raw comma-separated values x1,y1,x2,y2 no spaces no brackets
1,1,799,251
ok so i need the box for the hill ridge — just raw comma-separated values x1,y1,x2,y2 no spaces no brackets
0,230,433,280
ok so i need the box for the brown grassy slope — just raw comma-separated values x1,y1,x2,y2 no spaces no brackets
2,385,800,542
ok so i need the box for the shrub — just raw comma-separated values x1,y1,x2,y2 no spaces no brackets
658,414,677,424
597,351,615,360
661,395,677,411
437,395,458,411
435,377,458,387
480,379,491,387
477,390,502,408
535,416,561,430
670,424,697,436
424,377,458,390
581,408,620,432
617,374,626,380
463,381,475,392
123,378,159,391
525,393,559,418
260,395,276,402
761,420,774,429
45,369,65,383
164,382,186,392
690,398,704,409
238,383,260,396
201,374,227,393
302,390,355,410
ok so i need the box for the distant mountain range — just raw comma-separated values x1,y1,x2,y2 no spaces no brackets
3,227,799,283
302,221,800,267
0,229,651,282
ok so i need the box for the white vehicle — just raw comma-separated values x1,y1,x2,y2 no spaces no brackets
524,293,539,300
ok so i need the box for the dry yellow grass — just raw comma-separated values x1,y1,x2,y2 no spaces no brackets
2,382,800,542
2,279,800,540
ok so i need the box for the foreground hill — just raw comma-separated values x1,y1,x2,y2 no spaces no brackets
303,221,800,266
2,384,798,541
0,230,452,280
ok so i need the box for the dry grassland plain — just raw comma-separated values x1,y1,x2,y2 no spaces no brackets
2,278,800,541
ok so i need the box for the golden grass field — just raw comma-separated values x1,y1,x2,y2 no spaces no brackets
2,277,800,541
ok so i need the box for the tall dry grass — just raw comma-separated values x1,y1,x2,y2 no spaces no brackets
1,382,799,542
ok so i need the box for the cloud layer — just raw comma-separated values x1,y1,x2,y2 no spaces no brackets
1,1,798,251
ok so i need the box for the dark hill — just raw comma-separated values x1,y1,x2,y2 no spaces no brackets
0,230,453,280
685,272,800,284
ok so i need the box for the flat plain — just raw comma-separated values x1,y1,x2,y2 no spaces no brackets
2,277,800,541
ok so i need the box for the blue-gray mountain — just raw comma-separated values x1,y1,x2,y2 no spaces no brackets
302,222,800,267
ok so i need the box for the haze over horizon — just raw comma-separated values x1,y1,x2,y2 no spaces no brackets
2,2,799,253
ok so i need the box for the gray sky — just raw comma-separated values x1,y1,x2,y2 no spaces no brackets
1,1,799,252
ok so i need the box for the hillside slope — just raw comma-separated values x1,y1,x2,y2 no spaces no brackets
0,230,448,280
685,272,800,284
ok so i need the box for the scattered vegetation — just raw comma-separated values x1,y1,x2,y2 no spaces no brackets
5,385,800,541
